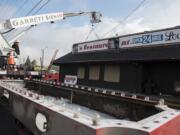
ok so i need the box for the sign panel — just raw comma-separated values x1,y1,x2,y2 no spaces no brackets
119,28,180,48
77,40,109,53
0,70,7,75
64,75,77,85
9,12,64,29
29,71,39,76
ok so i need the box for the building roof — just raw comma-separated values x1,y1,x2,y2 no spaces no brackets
54,44,180,65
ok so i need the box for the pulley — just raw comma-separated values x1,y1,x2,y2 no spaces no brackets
90,11,102,24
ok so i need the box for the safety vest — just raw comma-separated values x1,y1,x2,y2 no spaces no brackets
8,51,15,65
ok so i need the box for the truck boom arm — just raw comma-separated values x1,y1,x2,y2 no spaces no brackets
0,11,101,57
0,11,101,30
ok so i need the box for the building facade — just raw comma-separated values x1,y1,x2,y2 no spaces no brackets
54,26,180,95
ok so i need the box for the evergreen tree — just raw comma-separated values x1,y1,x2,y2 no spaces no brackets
31,59,37,67
24,56,32,70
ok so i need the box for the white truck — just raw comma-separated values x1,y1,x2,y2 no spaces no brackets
0,11,102,76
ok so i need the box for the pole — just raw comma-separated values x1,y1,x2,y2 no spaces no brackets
41,47,47,77
40,57,42,76
42,49,44,76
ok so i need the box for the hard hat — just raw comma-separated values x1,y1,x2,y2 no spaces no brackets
15,39,20,43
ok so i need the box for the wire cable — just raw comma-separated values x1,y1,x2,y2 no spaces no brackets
93,29,100,39
2,0,48,34
25,0,44,16
85,27,94,41
11,0,30,18
0,0,11,19
102,0,147,38
32,0,51,15
21,0,52,34
85,24,100,41
4,0,52,37
19,0,52,34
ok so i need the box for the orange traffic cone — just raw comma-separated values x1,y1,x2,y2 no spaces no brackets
8,51,15,65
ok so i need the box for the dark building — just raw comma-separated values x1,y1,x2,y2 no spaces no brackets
54,26,180,96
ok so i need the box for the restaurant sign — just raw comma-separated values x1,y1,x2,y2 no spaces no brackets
119,28,180,48
77,40,109,53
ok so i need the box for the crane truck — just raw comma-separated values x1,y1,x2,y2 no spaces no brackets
0,11,102,78
0,10,180,135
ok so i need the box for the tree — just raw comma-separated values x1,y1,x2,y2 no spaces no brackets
31,59,37,67
24,56,32,70
51,65,59,72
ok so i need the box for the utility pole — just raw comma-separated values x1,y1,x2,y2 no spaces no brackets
40,47,47,77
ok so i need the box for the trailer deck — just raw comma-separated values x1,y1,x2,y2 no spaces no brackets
0,79,180,135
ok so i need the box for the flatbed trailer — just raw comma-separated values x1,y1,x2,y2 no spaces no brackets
0,79,180,135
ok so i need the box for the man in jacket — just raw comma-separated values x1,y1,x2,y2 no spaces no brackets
12,40,20,55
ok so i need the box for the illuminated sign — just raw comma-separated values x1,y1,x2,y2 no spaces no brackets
119,27,180,48
9,12,64,29
64,75,77,85
77,40,109,53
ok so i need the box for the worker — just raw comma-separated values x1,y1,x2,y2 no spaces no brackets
12,40,20,55
7,51,15,65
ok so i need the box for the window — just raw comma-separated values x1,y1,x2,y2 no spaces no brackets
89,65,100,80
77,67,85,79
108,39,115,49
72,45,78,53
175,82,180,92
104,65,120,82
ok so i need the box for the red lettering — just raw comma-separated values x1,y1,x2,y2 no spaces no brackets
80,42,109,51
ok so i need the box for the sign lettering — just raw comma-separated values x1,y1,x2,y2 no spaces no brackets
64,75,77,85
119,28,180,48
77,40,109,53
9,12,63,29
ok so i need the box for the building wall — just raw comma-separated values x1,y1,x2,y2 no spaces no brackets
142,62,180,95
59,64,78,82
57,57,180,95
59,62,143,93
59,61,180,95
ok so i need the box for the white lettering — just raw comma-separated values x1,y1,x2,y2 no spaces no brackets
119,28,180,48
9,12,63,28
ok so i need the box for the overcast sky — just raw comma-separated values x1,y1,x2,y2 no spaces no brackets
0,0,180,65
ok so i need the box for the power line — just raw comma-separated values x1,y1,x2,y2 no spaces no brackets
11,0,30,18
20,0,52,33
4,0,52,38
102,0,147,38
3,0,48,34
32,0,51,15
25,0,44,16
0,0,11,19
21,0,52,32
